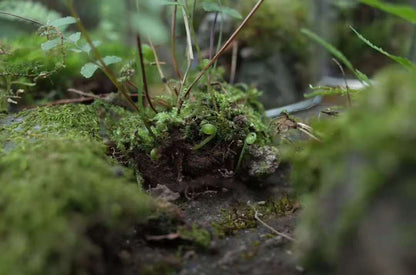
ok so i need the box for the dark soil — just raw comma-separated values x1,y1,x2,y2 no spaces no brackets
94,166,301,275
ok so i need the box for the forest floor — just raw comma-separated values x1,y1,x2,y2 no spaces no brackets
119,167,302,275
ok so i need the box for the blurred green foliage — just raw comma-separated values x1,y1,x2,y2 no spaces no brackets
290,67,416,272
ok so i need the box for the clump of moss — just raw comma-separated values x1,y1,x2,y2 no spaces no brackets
0,137,154,275
0,103,164,274
213,194,296,238
291,68,416,273
178,225,211,249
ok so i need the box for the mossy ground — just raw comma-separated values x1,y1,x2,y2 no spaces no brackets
0,77,282,274
290,68,416,273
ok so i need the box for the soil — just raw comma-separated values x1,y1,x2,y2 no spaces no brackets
94,166,301,275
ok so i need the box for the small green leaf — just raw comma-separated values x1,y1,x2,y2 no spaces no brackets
80,41,102,54
80,63,99,78
202,2,242,19
245,132,257,145
49,16,77,28
41,39,60,51
102,56,122,66
68,32,81,43
159,0,183,6
201,124,217,135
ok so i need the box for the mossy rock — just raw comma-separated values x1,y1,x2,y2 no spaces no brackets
290,68,416,274
0,107,156,275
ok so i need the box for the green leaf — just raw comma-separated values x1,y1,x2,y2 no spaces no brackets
41,39,60,51
202,2,242,19
131,12,168,44
80,41,102,54
67,32,81,43
360,0,416,24
102,56,122,66
350,26,416,71
159,0,183,6
80,63,99,78
301,28,370,85
49,16,77,28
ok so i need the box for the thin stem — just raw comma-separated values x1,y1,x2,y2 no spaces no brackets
137,35,158,113
178,0,265,113
0,11,43,25
148,37,175,96
248,202,296,242
171,0,182,79
209,12,219,60
66,0,140,112
332,58,351,107
230,40,238,84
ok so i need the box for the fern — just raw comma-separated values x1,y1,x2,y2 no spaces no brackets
301,28,370,85
350,26,416,71
360,0,416,24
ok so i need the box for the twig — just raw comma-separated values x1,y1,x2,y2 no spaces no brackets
178,0,265,113
332,58,351,107
137,34,158,113
248,202,296,242
0,11,43,25
170,0,182,79
230,40,239,84
67,88,101,99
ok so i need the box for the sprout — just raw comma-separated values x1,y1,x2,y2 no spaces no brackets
236,132,257,172
193,123,217,150
150,148,161,160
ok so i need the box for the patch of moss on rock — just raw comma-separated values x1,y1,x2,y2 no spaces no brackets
0,105,159,274
291,68,416,274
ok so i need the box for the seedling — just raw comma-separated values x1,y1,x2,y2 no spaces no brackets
236,132,257,172
193,123,217,150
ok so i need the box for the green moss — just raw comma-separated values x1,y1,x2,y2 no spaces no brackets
178,225,211,249
212,194,296,238
0,137,154,275
291,67,416,272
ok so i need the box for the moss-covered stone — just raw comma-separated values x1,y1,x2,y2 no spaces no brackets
291,68,416,274
0,103,160,274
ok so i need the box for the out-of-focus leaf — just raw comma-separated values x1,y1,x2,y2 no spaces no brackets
202,2,242,19
360,0,416,24
41,39,60,51
68,32,81,43
49,16,77,28
350,26,416,71
131,12,168,44
80,63,99,78
102,56,122,65
301,28,370,85
80,40,102,54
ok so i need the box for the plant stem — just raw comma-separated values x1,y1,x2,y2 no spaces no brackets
178,0,265,113
171,0,182,79
136,35,158,113
148,37,175,96
0,11,43,25
66,0,139,113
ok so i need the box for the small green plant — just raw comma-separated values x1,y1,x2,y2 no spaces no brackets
193,123,217,150
236,132,257,172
